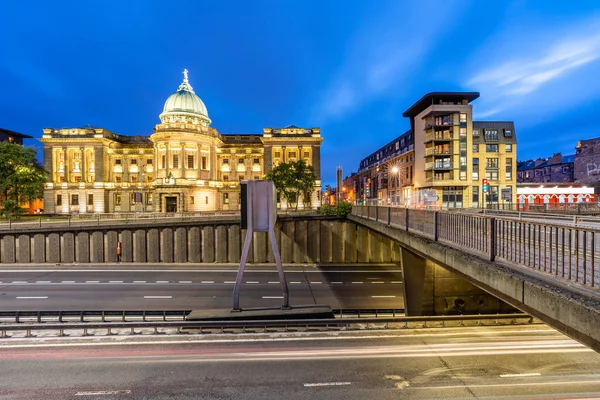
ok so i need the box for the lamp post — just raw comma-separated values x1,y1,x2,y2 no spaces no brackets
391,166,401,206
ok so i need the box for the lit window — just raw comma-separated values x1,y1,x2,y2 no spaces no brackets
460,113,467,123
506,144,512,153
131,175,137,183
238,175,244,181
274,151,281,158
56,194,62,205
473,129,479,137
115,193,121,205
173,154,179,169
88,194,93,205
253,158,259,164
146,159,153,165
223,159,229,164
187,155,194,169
223,175,229,181
71,194,79,205
190,196,194,205
131,159,137,165
115,159,122,165
223,193,229,204
115,176,122,183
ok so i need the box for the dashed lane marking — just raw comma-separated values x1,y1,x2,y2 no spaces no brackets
331,282,343,284
304,382,351,387
62,281,75,283
109,281,123,283
85,281,99,283
156,281,169,284
352,282,363,284
12,281,27,284
311,281,322,284
290,281,302,284
371,295,396,298
262,296,284,299
268,281,280,284
133,280,146,283
75,390,132,396
143,296,172,299
224,281,236,284
179,281,192,283
246,281,259,284
500,373,541,378
16,296,48,299
201,281,214,284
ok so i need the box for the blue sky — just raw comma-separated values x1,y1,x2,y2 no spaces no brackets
1,0,600,186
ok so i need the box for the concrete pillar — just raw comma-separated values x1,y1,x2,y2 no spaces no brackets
294,220,308,263
332,221,344,264
369,232,382,263
400,247,434,316
202,226,215,263
47,233,60,263
2,235,15,263
61,232,75,263
174,227,188,263
106,230,118,263
343,221,357,263
121,230,133,262
91,231,104,263
306,220,320,263
228,224,240,263
215,226,228,263
356,225,369,263
188,226,202,263
134,229,147,263
281,220,294,264
381,237,392,262
253,231,268,263
320,220,332,263
147,228,160,263
18,234,30,263
33,234,45,263
161,228,174,263
76,232,90,263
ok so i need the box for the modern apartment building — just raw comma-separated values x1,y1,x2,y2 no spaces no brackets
39,70,323,214
348,92,517,209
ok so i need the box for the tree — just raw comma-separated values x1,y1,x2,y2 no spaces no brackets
0,142,47,217
264,160,316,210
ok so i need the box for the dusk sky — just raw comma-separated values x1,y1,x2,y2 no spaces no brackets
1,0,600,185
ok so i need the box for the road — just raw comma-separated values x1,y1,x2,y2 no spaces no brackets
0,325,599,399
0,265,404,311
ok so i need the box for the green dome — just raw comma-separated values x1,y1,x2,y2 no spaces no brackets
160,69,211,126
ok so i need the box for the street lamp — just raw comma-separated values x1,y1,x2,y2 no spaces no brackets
391,166,401,206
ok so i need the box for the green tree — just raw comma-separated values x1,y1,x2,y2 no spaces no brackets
0,142,47,217
264,160,316,210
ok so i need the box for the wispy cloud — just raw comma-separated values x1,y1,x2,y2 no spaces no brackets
467,16,600,117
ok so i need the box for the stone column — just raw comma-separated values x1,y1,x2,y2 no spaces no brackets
81,147,86,183
94,146,104,182
196,144,201,179
165,143,170,179
180,142,185,178
312,145,321,181
263,145,272,174
63,147,69,183
210,144,217,181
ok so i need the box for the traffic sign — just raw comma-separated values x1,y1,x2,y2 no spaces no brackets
482,185,489,192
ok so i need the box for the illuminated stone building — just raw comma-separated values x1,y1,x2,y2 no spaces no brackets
40,70,322,214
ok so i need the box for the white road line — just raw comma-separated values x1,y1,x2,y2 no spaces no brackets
371,295,396,298
201,281,214,284
290,281,301,284
331,282,343,284
109,281,123,283
16,296,48,299
133,280,146,283
500,372,541,378
62,281,75,283
310,281,322,284
12,281,27,284
36,281,51,284
85,281,100,283
246,281,259,284
143,296,172,299
179,281,192,283
75,390,132,396
262,296,284,299
351,281,363,284
156,281,169,284
391,281,403,284
371,281,384,284
268,281,280,284
303,382,351,387
224,281,236,284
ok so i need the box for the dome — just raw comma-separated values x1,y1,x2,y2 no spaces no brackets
159,69,211,126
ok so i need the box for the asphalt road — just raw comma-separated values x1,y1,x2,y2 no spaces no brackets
0,265,404,311
0,325,598,399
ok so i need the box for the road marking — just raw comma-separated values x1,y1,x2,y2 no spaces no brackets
371,281,384,284
246,281,259,284
331,282,343,284
62,281,75,283
36,281,51,283
268,281,280,284
367,278,381,280
179,281,192,283
85,281,100,283
156,281,169,284
371,295,396,298
352,281,363,284
224,281,236,284
76,390,132,396
143,296,172,299
290,281,301,284
262,296,284,299
391,281,403,284
311,281,322,284
201,281,214,284
303,382,351,387
16,296,48,299
500,372,541,378
12,281,27,284
109,280,123,283
133,280,146,283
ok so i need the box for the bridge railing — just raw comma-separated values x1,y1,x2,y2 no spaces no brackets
352,206,600,290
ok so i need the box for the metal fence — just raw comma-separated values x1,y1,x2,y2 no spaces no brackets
352,205,600,289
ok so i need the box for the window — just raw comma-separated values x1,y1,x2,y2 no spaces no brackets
173,154,179,169
147,175,152,183
486,158,499,168
238,175,244,181
147,193,153,205
115,159,122,165
459,128,467,137
71,194,79,205
472,186,479,206
130,159,137,165
205,196,208,204
303,152,310,158
459,171,467,180
289,152,297,158
131,193,137,204
274,151,281,158
460,113,467,123
489,186,499,202
7,136,14,143
504,129,513,137
472,143,479,153
485,130,498,141
473,129,479,137
485,170,499,180
161,155,166,169
254,176,260,180
472,158,479,180
223,174,229,181
506,143,512,153
201,156,207,170
223,159,229,164
486,144,498,152
74,176,82,183
57,194,62,205
146,159,153,165
506,158,513,180
131,175,137,183
59,176,65,183
187,155,194,169
562,165,570,174
115,176,122,183
190,196,194,205
253,158,259,164
115,193,121,206
223,193,229,204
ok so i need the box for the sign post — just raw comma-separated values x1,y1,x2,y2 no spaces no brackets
482,178,489,208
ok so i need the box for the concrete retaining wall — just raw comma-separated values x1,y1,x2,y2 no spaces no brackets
0,217,399,265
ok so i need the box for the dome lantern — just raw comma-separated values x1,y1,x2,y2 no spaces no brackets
160,69,211,126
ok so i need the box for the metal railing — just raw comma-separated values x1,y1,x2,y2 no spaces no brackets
352,206,600,289
0,313,533,338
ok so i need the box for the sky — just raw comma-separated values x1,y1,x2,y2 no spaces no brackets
1,0,600,186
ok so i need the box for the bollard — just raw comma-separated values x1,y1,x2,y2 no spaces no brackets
8,219,11,229
26,329,33,338
39,217,42,227
58,328,65,337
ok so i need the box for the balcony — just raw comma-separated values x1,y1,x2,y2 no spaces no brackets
425,162,454,171
425,132,454,143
